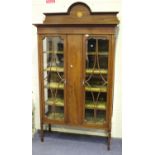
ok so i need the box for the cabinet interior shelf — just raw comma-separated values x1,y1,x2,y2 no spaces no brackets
43,51,108,56
43,51,63,54
44,67,64,72
44,67,108,74
46,98,64,106
86,68,108,74
46,112,64,120
87,52,108,56
45,82,64,89
46,98,106,110
85,100,106,110
45,82,107,92
85,86,107,92
46,112,105,124
85,117,105,124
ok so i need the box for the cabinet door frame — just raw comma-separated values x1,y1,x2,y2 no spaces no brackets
38,34,67,124
82,34,113,128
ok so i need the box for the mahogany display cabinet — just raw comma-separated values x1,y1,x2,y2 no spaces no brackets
34,2,119,150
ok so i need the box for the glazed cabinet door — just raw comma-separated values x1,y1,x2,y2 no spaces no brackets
40,34,112,127
83,35,111,126
41,35,67,123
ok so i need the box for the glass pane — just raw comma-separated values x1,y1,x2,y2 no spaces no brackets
43,36,65,121
87,38,96,52
98,39,109,52
84,36,109,124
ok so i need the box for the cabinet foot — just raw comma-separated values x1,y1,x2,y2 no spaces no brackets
41,136,44,142
48,124,52,132
40,124,44,142
107,131,111,150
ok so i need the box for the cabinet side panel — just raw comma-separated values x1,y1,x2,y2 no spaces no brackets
38,35,44,128
107,35,116,131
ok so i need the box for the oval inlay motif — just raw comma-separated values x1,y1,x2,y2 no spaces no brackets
76,11,83,18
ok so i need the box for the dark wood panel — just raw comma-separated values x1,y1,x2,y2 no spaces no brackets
107,35,115,131
43,118,108,129
43,15,119,25
37,27,116,35
66,35,84,125
38,35,44,127
42,3,119,25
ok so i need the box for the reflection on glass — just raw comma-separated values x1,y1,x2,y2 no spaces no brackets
98,39,109,52
85,36,109,124
87,38,96,52
43,36,64,120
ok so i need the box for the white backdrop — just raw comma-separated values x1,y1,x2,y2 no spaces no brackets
32,0,122,138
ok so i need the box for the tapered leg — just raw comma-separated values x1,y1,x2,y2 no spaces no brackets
40,123,44,142
107,131,111,150
48,124,51,132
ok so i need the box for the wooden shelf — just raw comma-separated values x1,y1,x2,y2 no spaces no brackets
86,68,108,74
45,82,107,92
44,67,64,72
43,51,63,54
46,98,64,106
46,112,64,120
44,67,108,74
87,52,108,56
85,101,106,110
85,86,107,92
45,82,64,89
46,112,105,123
85,117,105,124
85,111,106,124
46,98,106,110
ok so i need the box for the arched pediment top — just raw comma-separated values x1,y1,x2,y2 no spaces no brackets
34,2,119,26
67,2,91,16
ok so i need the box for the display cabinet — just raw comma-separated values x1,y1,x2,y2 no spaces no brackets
34,2,119,150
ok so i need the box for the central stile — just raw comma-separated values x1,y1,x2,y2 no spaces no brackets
66,35,84,125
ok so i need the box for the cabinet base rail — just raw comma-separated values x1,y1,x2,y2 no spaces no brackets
39,124,111,150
